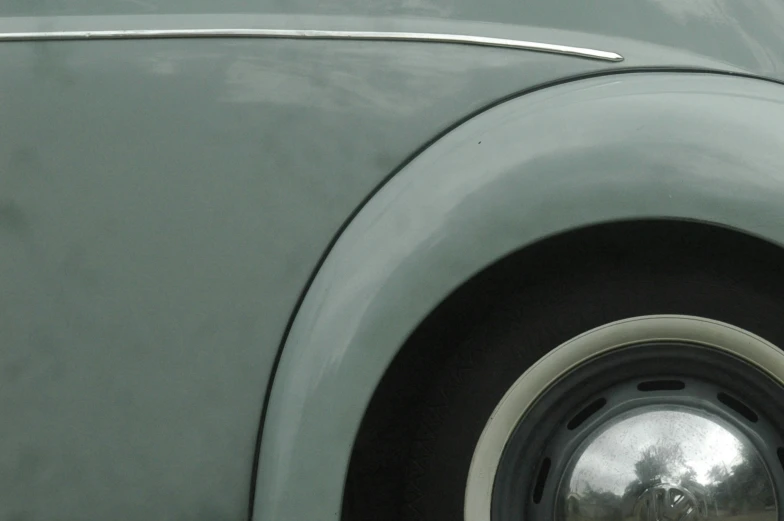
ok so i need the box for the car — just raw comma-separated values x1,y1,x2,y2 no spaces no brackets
3,1,784,520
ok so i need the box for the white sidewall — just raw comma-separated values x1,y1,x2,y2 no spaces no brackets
464,315,784,521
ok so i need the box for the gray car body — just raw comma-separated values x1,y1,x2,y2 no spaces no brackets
2,1,784,521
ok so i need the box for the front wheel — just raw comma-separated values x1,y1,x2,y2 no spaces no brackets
402,269,784,521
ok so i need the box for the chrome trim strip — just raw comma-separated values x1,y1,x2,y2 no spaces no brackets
0,29,624,62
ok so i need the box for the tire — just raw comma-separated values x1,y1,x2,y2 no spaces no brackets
401,262,784,521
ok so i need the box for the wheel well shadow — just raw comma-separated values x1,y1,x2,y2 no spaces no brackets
342,218,784,520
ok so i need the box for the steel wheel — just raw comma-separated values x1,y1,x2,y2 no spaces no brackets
466,316,784,521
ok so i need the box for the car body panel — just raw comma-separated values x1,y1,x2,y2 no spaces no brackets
255,72,784,520
0,31,614,521
2,2,784,521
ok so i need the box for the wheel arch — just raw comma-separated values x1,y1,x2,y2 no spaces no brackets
252,71,784,521
344,218,784,521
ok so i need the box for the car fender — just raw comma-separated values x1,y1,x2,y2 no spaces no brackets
253,71,784,521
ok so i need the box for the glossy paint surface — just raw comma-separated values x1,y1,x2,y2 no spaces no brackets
255,73,784,520
0,37,606,520
3,1,784,520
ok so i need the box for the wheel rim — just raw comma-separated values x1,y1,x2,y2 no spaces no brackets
465,316,784,521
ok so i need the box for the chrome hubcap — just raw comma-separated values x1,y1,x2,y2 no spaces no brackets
466,317,784,521
559,406,777,521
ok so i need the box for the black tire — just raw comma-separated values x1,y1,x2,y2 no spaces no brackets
401,260,784,521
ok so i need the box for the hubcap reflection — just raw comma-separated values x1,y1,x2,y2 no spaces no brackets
557,407,777,521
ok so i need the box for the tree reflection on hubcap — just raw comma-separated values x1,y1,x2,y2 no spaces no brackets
557,407,776,521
